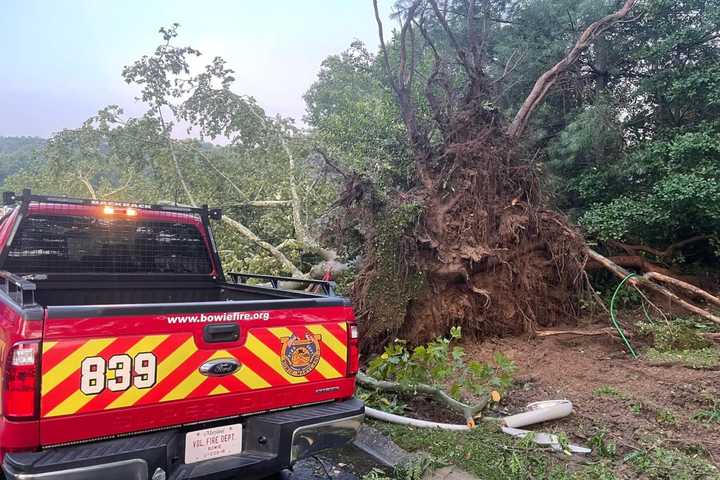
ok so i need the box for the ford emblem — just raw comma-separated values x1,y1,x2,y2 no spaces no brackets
199,358,241,377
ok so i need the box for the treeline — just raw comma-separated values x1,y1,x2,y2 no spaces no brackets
0,137,45,184
2,0,719,280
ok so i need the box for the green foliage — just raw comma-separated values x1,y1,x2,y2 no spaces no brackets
692,402,720,425
644,347,720,370
3,26,339,276
655,409,678,426
638,320,712,352
375,422,622,480
0,137,45,184
592,386,621,398
356,386,407,415
626,447,719,480
540,0,720,262
304,41,412,190
639,317,720,369
364,202,427,335
367,327,516,401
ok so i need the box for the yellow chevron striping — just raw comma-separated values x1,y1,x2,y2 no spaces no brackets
268,326,294,339
338,322,347,331
42,338,116,395
160,370,206,402
315,357,343,379
160,350,230,402
245,333,306,384
210,385,230,395
107,336,197,410
42,341,57,354
306,324,347,361
235,364,271,389
45,335,170,417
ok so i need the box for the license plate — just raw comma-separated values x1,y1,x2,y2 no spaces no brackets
184,423,243,464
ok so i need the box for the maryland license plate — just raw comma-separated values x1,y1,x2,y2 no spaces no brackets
184,423,243,464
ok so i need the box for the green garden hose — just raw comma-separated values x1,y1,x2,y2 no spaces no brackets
609,273,640,359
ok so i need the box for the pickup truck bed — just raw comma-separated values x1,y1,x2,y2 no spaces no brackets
0,191,363,480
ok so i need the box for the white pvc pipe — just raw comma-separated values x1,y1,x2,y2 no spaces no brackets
366,400,587,453
365,406,470,431
502,400,573,428
366,400,573,431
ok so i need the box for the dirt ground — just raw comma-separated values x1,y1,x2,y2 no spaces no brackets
463,330,720,468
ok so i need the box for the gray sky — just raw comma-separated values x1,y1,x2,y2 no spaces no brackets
0,1,393,137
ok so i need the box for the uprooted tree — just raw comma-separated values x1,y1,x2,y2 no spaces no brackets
332,0,639,347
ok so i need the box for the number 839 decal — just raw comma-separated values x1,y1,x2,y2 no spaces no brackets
80,353,157,395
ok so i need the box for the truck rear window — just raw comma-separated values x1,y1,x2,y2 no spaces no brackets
5,214,212,274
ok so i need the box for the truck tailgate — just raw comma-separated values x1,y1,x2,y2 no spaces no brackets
39,301,355,446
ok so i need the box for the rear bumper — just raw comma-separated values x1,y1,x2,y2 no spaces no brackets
3,399,364,480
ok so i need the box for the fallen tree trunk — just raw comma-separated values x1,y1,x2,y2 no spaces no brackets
644,271,720,309
586,255,674,276
588,249,720,325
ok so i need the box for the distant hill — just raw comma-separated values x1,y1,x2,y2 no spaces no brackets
0,136,46,184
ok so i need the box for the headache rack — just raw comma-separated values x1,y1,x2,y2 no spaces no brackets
228,272,337,297
2,189,223,220
1,189,226,279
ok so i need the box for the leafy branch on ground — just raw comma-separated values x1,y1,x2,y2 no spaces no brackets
359,327,516,422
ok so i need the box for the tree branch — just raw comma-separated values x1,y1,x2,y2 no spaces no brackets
222,216,305,277
102,169,136,198
428,0,475,78
608,236,709,260
508,0,639,139
588,249,720,325
357,372,488,423
77,172,98,200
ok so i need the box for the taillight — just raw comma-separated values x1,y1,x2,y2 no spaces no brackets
4,341,40,419
347,323,359,376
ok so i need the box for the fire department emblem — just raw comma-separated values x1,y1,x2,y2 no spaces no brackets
280,334,321,377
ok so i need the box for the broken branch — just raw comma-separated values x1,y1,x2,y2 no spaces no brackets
588,249,720,325
508,0,639,138
357,371,488,423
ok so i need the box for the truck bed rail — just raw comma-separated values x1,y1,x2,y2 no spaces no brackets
0,270,36,307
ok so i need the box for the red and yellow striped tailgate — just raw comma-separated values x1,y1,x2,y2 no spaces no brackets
40,323,348,418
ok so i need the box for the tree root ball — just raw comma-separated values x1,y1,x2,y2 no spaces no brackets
345,127,587,351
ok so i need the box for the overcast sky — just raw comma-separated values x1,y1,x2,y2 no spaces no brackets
0,0,393,138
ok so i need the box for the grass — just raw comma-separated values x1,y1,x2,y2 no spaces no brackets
655,408,678,426
637,317,720,369
369,421,720,480
370,420,607,480
626,446,719,480
693,403,720,425
644,347,720,369
592,385,622,398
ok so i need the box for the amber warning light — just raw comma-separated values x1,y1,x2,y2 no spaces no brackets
102,205,139,216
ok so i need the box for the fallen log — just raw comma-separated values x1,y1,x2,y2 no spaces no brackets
588,249,720,325
644,271,720,309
